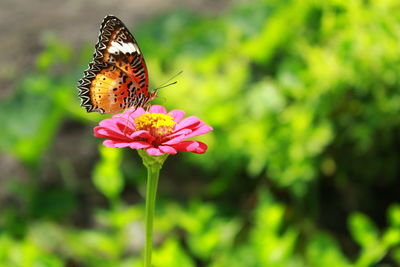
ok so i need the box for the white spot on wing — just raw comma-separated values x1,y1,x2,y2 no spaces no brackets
108,41,136,54
122,42,134,53
108,45,119,54
115,41,125,52
128,43,136,53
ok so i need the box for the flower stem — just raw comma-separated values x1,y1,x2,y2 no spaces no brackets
138,150,168,267
144,165,159,267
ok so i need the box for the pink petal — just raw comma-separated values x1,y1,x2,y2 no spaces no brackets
170,128,192,136
94,126,131,141
114,122,136,136
158,145,177,154
129,130,153,140
162,133,190,145
129,141,151,149
129,107,146,117
107,115,135,127
184,125,213,138
172,141,208,154
103,140,131,148
169,110,185,123
104,140,150,149
149,105,167,114
174,116,202,131
98,118,133,134
99,118,118,128
166,128,192,139
146,147,164,156
115,120,136,130
114,107,145,120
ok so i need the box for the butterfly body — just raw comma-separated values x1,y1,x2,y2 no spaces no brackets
78,15,155,114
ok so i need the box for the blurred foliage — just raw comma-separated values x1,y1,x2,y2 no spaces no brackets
1,0,400,266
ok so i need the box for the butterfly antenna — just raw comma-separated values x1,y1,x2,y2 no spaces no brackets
154,81,177,91
153,70,183,91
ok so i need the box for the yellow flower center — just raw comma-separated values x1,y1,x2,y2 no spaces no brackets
134,113,176,138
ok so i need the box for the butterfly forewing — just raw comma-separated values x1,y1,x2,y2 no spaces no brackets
78,15,151,114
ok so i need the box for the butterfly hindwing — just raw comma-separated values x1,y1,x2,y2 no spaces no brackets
78,15,151,114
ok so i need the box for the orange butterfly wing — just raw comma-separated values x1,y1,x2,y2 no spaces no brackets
78,15,153,114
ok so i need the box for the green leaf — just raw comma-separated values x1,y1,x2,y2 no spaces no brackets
92,146,124,202
388,204,400,228
348,212,379,248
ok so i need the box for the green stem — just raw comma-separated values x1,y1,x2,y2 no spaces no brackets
144,165,160,267
138,149,168,267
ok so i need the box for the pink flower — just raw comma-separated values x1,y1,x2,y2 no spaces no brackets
94,105,213,156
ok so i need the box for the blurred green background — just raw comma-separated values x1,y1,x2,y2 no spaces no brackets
1,0,400,266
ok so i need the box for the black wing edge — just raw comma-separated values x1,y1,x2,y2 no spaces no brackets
77,15,122,113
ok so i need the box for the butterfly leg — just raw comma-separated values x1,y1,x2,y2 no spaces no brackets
113,109,136,136
144,103,152,111
122,108,137,135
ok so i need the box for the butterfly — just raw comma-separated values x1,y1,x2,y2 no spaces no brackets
78,15,156,114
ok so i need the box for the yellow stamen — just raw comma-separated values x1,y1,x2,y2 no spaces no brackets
134,113,176,137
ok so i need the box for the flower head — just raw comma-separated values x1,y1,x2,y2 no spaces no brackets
94,105,213,156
